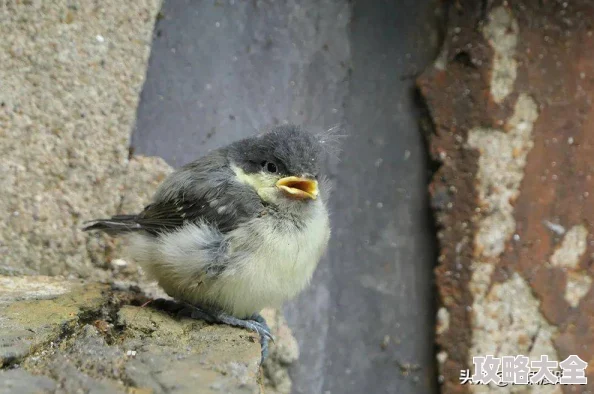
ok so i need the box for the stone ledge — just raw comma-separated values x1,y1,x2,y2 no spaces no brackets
0,275,262,393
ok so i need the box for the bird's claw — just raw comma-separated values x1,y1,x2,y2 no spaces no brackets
245,319,274,342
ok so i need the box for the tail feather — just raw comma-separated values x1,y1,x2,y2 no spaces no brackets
83,214,142,234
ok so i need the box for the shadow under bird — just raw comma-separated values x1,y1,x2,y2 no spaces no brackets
84,125,332,361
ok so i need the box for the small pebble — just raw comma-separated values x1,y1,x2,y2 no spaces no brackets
111,259,128,268
381,335,390,350
543,220,566,235
513,234,520,241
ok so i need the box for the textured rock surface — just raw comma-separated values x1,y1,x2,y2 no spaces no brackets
419,1,594,392
0,0,164,278
260,308,300,394
0,276,262,393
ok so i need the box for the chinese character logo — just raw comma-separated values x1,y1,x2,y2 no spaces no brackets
459,355,588,386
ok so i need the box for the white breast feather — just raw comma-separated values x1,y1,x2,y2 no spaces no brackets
127,204,330,318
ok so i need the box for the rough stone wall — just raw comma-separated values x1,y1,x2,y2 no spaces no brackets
0,0,167,278
419,1,594,393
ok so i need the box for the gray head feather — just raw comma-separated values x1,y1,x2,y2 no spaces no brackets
227,124,333,177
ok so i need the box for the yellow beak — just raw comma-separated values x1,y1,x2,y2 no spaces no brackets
276,176,318,200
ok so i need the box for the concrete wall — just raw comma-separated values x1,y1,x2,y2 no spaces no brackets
419,1,594,392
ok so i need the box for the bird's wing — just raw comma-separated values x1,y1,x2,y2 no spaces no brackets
134,165,263,236
133,198,205,234
134,198,236,235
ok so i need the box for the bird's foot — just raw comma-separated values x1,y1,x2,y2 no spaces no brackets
249,313,272,362
177,303,273,364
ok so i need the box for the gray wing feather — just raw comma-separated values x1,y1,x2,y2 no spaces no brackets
85,149,262,236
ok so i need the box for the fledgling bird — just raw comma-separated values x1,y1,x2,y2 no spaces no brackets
84,125,333,361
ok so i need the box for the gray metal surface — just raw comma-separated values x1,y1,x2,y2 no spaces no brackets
132,0,440,393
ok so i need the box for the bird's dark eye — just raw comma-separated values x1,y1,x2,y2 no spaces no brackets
262,161,277,173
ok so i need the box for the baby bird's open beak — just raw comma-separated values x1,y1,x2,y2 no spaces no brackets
276,176,318,200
